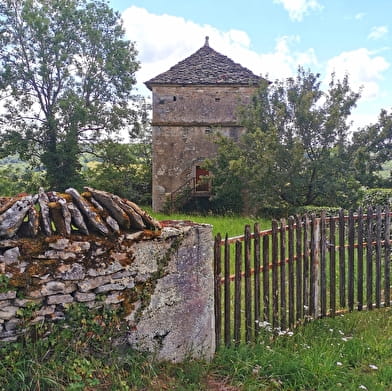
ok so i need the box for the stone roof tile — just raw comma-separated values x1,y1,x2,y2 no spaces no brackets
145,37,262,89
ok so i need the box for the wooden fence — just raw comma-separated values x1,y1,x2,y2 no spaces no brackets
213,207,392,348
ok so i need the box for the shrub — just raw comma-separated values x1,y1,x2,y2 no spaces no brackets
296,205,344,217
361,188,392,208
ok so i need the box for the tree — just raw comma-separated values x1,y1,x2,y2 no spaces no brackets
208,68,362,215
83,97,152,204
0,0,139,190
351,109,392,188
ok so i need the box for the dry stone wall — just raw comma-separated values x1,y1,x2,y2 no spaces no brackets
0,189,215,362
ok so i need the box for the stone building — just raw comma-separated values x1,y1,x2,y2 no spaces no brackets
145,37,261,212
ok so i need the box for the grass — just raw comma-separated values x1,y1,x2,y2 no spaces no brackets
1,305,392,390
145,208,271,238
214,308,392,390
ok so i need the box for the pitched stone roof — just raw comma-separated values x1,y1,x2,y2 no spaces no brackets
145,37,261,89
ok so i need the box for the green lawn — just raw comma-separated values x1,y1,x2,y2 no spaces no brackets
147,208,271,238
1,305,391,390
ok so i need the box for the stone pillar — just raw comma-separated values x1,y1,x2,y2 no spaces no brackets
128,222,215,362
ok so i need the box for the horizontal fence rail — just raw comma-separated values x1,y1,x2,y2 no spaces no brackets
213,207,392,348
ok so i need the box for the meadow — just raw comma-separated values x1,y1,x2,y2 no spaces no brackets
1,212,392,390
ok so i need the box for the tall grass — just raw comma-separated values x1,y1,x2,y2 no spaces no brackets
2,305,391,390
213,308,392,391
147,208,270,237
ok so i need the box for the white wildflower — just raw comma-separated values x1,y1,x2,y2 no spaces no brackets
342,337,352,342
338,330,344,335
252,365,261,375
359,385,368,390
369,364,378,370
336,361,343,366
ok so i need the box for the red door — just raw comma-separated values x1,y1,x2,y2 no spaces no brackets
195,166,210,192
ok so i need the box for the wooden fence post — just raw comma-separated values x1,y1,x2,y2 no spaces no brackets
244,225,252,342
375,206,382,308
348,210,355,312
339,209,346,308
357,208,364,311
272,220,279,328
310,215,320,318
303,215,311,316
329,215,336,316
234,240,242,344
295,215,303,321
254,223,261,337
366,206,373,311
262,235,270,323
288,216,295,327
385,207,391,307
224,234,231,346
214,233,222,350
280,218,287,330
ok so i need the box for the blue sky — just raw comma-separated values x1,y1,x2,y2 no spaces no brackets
109,0,392,131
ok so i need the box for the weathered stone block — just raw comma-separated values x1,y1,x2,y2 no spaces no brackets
74,292,96,302
37,305,56,316
0,300,11,309
5,318,20,331
0,291,16,301
48,238,70,250
104,293,123,304
56,263,85,280
0,306,18,320
47,294,74,305
86,260,124,277
41,281,66,296
78,276,110,292
3,247,20,264
95,283,127,293
110,270,133,280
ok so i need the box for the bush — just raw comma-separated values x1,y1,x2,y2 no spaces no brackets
296,205,344,217
361,188,392,208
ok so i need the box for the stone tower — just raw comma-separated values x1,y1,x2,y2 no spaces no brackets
145,37,261,212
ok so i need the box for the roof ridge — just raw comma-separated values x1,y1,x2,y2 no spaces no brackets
145,41,261,89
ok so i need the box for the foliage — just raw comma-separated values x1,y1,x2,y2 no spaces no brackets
361,188,392,208
207,68,362,216
82,97,152,203
0,162,47,196
351,109,392,188
296,205,346,216
0,0,139,190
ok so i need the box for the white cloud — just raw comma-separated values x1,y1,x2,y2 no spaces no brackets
368,26,388,40
354,12,366,20
120,6,318,94
325,48,390,101
273,0,323,22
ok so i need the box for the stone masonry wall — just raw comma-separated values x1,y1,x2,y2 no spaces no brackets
151,85,256,125
152,125,245,211
0,222,215,362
